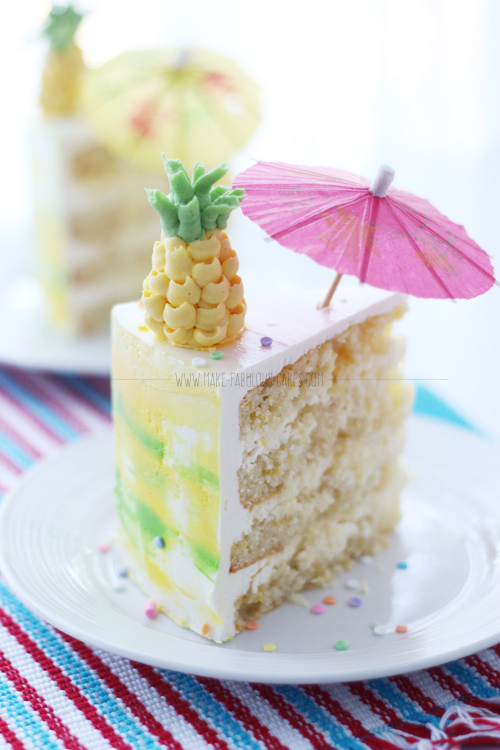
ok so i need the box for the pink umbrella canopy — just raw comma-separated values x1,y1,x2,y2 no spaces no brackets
234,161,496,300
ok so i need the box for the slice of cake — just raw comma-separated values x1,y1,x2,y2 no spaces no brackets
33,5,159,334
32,119,159,334
111,156,412,642
113,287,410,642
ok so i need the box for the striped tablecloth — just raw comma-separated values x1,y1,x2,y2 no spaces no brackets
0,364,499,750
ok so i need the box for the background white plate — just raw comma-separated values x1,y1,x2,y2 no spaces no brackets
0,278,111,375
0,417,499,684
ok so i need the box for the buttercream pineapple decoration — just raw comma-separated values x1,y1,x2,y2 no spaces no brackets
142,156,246,348
40,5,85,116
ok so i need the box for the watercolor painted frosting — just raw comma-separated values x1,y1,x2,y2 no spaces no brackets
112,286,410,642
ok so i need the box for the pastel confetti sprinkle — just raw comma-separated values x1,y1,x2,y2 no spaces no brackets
335,640,349,651
323,595,337,605
360,579,369,594
397,561,408,569
98,543,110,553
396,624,408,633
263,643,276,652
373,625,387,636
210,351,223,360
246,620,259,630
117,566,128,578
192,357,206,367
154,536,165,549
260,336,273,347
361,555,374,566
201,623,209,636
144,601,158,619
311,604,325,615
288,593,309,607
346,579,361,590
349,596,362,608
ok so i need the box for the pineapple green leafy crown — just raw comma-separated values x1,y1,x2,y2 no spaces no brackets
43,4,84,53
146,156,245,245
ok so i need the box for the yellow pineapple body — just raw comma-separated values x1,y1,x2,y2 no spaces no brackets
40,43,84,117
142,229,246,348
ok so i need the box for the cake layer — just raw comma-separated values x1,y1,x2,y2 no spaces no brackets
112,286,410,641
235,467,404,627
32,117,159,333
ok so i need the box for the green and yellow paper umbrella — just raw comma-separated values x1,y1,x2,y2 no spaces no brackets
80,47,260,174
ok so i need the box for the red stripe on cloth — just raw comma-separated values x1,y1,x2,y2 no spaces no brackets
347,682,429,741
59,633,184,750
0,714,28,750
428,666,500,714
0,416,42,459
467,652,500,693
52,377,111,423
0,650,86,750
198,676,289,750
0,610,132,750
132,662,231,750
251,683,328,750
0,385,64,445
390,674,443,719
304,684,405,750
11,370,89,436
0,450,23,476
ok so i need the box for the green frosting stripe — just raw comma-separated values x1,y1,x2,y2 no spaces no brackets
114,390,164,460
187,540,219,581
146,156,245,244
116,477,219,580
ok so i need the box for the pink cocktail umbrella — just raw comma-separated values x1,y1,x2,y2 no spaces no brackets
234,161,496,306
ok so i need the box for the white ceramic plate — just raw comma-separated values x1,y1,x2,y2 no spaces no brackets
0,278,110,375
0,417,499,684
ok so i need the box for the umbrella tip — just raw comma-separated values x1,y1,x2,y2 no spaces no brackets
370,165,395,198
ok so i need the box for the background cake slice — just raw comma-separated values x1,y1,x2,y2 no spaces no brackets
112,286,412,642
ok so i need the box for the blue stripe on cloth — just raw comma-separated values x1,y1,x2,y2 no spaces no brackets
0,431,33,471
161,670,265,750
0,674,60,750
276,685,366,750
0,370,79,442
0,581,168,750
413,385,477,433
370,678,439,727
445,661,500,700
61,376,111,417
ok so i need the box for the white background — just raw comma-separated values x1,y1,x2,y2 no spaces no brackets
0,0,499,435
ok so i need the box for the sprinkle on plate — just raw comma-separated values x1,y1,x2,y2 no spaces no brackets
349,596,362,608
334,640,349,651
246,620,259,630
144,600,158,619
210,351,223,360
263,643,276,652
311,604,325,615
323,595,337,605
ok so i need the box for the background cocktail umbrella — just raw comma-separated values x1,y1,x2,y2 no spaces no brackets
80,47,260,175
234,161,496,306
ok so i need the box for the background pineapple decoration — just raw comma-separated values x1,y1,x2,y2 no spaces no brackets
40,4,85,116
142,157,246,348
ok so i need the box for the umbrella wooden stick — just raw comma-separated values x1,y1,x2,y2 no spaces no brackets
318,273,343,309
319,165,395,309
